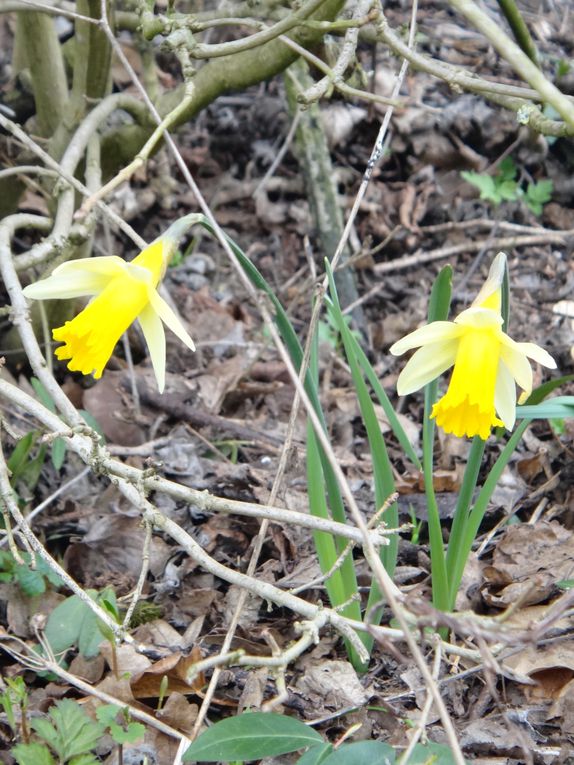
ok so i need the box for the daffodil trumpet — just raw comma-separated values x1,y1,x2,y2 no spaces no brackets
23,217,198,393
390,252,556,440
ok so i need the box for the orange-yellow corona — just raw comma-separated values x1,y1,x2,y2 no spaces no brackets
23,223,195,393
390,253,556,439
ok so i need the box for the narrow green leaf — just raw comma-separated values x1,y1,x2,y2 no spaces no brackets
522,374,574,405
306,423,346,609
428,265,452,324
445,436,486,609
51,437,67,470
516,396,574,420
321,740,396,765
78,410,105,440
7,432,36,481
423,265,452,614
325,262,398,649
182,713,323,762
30,377,56,413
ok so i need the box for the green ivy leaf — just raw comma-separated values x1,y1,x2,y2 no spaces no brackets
183,713,323,762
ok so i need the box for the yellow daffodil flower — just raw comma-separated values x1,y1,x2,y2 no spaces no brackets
23,224,195,393
390,253,556,439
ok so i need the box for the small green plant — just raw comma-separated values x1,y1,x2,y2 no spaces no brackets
318,310,361,350
461,157,552,215
172,215,573,672
30,377,105,471
7,429,48,492
0,677,30,743
10,698,144,765
43,587,120,661
0,551,63,596
96,704,145,746
183,711,466,764
11,698,104,765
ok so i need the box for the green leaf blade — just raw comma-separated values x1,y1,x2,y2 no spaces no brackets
321,740,396,765
183,713,323,762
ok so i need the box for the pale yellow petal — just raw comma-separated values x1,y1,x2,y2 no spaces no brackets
396,340,458,395
148,290,196,351
513,341,556,370
389,321,460,355
455,306,503,329
52,256,128,277
499,336,532,393
138,303,166,393
471,251,506,311
23,256,128,300
494,361,516,430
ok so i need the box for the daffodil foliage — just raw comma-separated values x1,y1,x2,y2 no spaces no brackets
391,253,556,439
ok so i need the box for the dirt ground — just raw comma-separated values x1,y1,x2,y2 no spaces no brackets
1,0,574,763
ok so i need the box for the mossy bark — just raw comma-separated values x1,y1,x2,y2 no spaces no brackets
14,11,68,137
285,59,364,320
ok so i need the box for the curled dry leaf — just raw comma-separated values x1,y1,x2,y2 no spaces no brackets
481,521,573,608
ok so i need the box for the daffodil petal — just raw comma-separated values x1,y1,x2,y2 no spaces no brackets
138,302,166,393
500,336,532,393
455,306,503,329
472,251,506,311
52,256,128,277
494,361,516,430
396,340,458,395
514,341,556,369
149,290,196,351
389,321,461,355
23,257,129,299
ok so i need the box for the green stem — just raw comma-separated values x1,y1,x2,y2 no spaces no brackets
495,0,539,67
445,436,485,608
423,383,449,613
450,421,528,595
